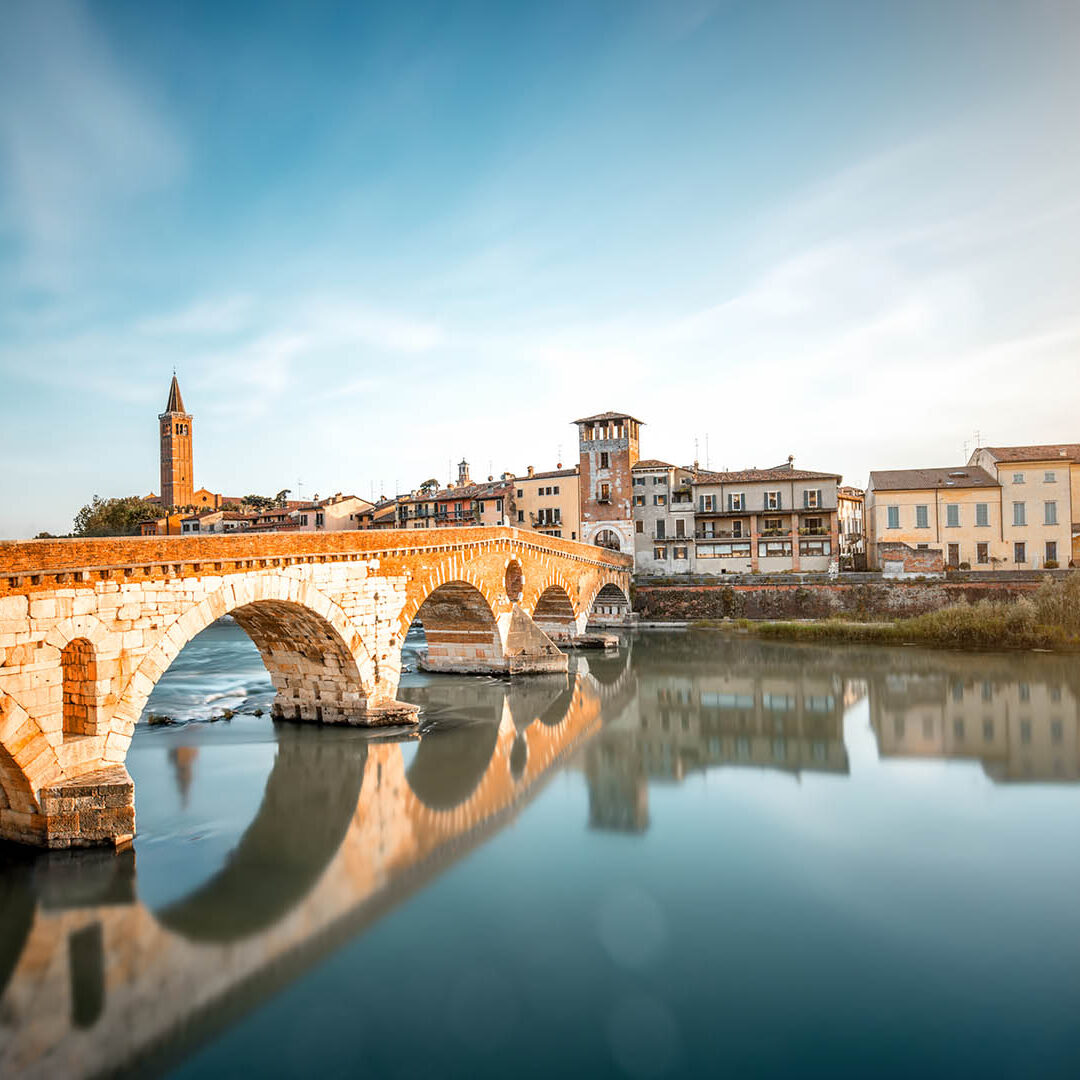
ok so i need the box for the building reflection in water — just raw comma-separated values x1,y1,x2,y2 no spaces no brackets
868,653,1080,782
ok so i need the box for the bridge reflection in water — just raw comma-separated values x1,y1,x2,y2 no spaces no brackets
3,636,1080,1076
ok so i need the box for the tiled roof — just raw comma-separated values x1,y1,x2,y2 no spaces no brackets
869,467,999,491
573,411,645,425
515,467,578,481
632,459,677,470
980,444,1080,464
694,465,841,484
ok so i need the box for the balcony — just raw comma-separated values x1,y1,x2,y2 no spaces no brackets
695,530,747,540
759,529,791,537
798,527,829,536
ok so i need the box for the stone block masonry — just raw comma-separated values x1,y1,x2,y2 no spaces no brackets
0,527,630,848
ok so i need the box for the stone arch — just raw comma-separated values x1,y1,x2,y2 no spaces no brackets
406,719,502,811
403,574,505,675
588,581,632,623
594,529,623,552
399,555,503,635
0,692,60,814
531,584,579,643
111,575,379,753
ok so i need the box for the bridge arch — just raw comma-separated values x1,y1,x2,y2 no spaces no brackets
111,575,380,755
401,571,504,674
0,692,60,817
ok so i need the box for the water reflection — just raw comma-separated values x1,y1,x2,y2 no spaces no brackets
3,632,1080,1077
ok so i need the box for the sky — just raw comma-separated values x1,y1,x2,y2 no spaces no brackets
2,0,1079,537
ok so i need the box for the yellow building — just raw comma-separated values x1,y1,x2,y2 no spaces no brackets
865,466,1005,570
968,444,1080,568
511,466,581,542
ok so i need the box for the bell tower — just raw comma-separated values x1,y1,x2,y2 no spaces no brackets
159,374,194,510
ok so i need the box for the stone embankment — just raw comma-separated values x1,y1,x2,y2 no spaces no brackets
633,576,1048,622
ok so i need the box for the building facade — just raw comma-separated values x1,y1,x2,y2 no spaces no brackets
691,462,841,574
511,466,580,541
865,467,1002,570
968,445,1080,568
632,461,696,575
291,494,374,532
837,485,865,566
575,412,642,554
158,375,194,510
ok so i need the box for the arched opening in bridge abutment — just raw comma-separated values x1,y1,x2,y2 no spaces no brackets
532,585,579,644
594,529,623,552
589,582,632,626
61,637,99,739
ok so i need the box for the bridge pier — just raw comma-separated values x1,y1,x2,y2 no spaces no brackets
34,766,135,850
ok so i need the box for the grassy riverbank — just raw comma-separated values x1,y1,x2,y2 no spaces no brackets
692,575,1080,652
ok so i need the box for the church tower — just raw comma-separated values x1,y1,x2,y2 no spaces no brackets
159,375,194,510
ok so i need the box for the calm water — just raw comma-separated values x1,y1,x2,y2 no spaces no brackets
3,623,1080,1078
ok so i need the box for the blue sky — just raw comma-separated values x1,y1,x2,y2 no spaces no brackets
2,0,1079,536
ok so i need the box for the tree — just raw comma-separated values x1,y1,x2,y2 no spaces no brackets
420,478,439,493
73,496,160,537
273,488,291,508
242,494,274,511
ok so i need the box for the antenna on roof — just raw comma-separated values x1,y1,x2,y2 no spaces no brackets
705,434,710,470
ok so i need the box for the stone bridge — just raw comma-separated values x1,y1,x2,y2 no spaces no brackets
0,673,604,1079
0,527,630,848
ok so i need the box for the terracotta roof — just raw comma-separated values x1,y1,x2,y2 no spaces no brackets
869,467,999,491
164,375,186,414
694,465,841,484
979,444,1080,464
632,459,677,470
573,411,645,425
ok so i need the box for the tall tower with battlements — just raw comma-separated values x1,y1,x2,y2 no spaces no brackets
159,375,194,510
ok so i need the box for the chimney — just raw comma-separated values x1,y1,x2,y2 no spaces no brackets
527,466,535,477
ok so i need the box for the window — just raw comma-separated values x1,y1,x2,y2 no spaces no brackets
635,520,644,534
699,494,714,512
1014,541,1026,564
675,518,685,538
673,545,688,560
977,542,989,564
697,541,752,559
765,490,781,510
1013,502,1026,526
947,543,960,567
887,505,900,529
655,521,666,539
946,504,960,528
517,489,523,498
598,483,610,502
1044,501,1057,525
653,476,666,486
1046,541,1057,564
633,477,645,487
976,502,989,527
553,486,559,495
800,539,831,556
1013,472,1025,484
804,489,822,508
916,505,929,529
517,510,524,522
759,540,792,557
653,546,667,560
954,719,965,740
633,495,645,506
952,683,964,702
729,493,745,511
1045,471,1056,483
762,517,784,535
983,720,994,741
599,452,610,469
654,494,667,506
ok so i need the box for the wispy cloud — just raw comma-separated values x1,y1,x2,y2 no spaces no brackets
0,0,184,289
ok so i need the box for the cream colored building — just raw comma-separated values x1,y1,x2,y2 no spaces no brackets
968,444,1080,568
291,493,374,532
511,466,581,542
865,466,1005,570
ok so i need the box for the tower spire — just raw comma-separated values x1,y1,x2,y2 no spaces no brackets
165,374,185,414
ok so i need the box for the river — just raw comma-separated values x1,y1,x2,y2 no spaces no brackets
2,621,1080,1078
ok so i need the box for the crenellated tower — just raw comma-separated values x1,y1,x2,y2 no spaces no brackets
159,375,194,510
